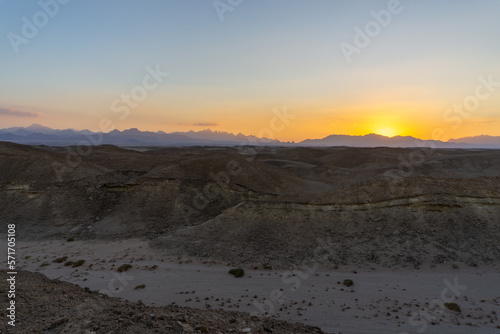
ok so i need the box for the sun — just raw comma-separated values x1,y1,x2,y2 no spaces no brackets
374,127,399,137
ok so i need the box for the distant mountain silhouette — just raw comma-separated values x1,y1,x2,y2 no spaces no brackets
25,123,56,133
298,133,473,148
0,124,499,148
0,124,279,147
172,129,281,144
449,135,500,146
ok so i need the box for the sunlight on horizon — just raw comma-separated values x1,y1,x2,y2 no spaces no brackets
373,127,400,138
0,1,499,141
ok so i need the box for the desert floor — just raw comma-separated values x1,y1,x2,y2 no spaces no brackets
19,239,500,334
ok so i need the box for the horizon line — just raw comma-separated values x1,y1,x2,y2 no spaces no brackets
1,123,499,143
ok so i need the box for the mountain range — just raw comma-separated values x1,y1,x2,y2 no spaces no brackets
1,123,499,148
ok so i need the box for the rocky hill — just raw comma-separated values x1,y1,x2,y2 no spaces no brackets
1,142,499,269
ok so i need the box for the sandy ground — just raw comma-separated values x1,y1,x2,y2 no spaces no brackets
17,239,500,334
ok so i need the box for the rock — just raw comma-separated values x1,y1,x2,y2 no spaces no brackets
47,317,69,329
263,325,273,332
229,268,245,278
177,321,194,333
195,324,209,332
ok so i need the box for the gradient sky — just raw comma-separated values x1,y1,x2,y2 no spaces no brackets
1,0,499,141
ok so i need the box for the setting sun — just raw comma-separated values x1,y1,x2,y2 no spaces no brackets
374,127,399,138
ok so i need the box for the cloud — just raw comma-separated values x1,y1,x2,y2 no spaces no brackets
462,118,500,125
192,122,218,126
0,107,39,118
474,119,500,124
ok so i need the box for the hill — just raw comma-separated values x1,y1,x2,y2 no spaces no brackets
1,142,499,269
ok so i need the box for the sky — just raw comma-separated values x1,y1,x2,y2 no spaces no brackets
0,0,499,142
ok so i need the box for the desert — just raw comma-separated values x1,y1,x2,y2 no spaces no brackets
3,1,500,333
1,142,499,333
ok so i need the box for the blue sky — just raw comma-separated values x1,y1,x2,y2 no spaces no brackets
1,0,499,140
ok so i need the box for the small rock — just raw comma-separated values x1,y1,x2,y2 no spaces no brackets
47,317,68,330
177,321,194,332
195,324,209,333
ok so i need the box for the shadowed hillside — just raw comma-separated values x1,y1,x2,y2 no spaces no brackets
1,142,500,268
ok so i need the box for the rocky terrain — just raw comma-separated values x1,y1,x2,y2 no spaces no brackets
0,270,324,334
1,142,500,269
13,238,500,334
2,142,500,333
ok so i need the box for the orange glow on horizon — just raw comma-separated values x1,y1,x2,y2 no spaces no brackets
373,127,399,137
2,102,499,143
